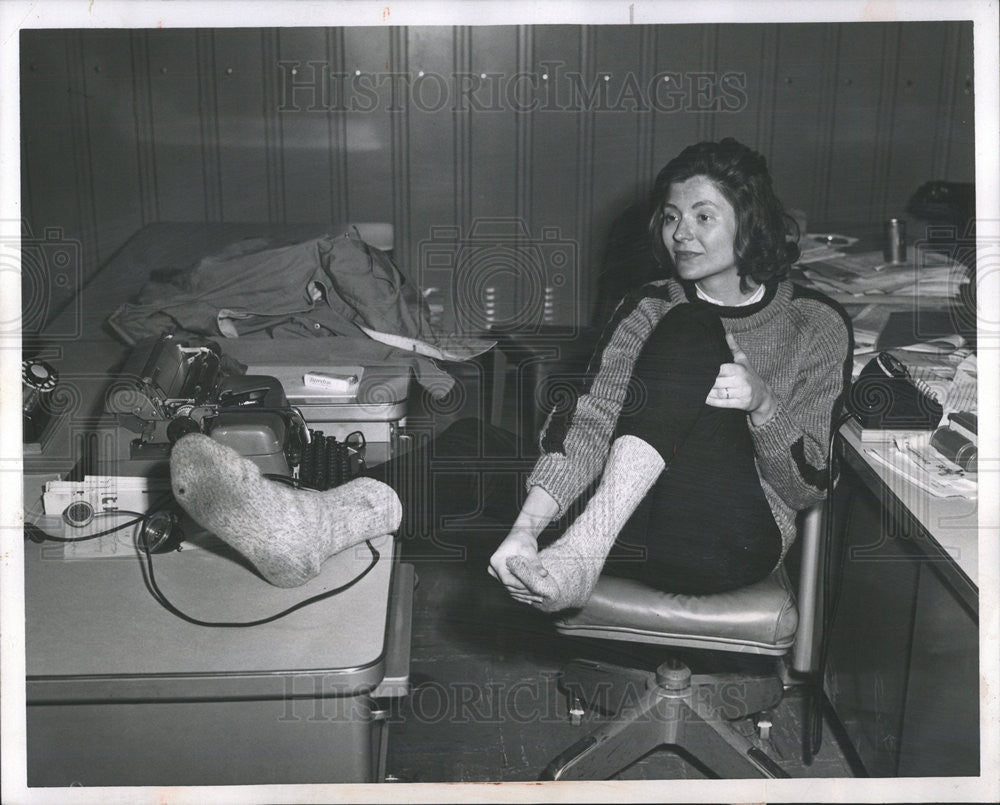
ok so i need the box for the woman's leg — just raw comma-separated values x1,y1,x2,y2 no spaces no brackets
608,304,782,594
507,303,780,610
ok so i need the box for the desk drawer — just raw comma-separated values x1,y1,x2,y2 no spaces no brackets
28,695,380,786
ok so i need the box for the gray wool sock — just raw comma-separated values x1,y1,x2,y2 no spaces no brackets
170,433,402,587
507,434,665,612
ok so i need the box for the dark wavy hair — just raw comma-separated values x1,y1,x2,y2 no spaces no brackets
649,138,800,290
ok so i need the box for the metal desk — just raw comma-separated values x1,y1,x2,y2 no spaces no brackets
20,222,416,786
826,423,980,777
25,521,412,786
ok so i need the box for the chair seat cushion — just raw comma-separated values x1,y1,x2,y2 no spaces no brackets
555,568,798,654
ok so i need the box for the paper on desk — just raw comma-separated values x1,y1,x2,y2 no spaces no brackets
851,345,970,385
943,353,977,414
795,246,847,265
801,276,852,297
52,511,218,560
802,249,967,298
902,347,974,411
864,436,976,498
801,262,865,293
895,334,967,354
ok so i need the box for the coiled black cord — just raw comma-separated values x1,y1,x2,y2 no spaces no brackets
138,530,380,628
25,510,148,543
27,475,381,628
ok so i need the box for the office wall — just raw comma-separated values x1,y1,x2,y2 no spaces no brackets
20,22,974,333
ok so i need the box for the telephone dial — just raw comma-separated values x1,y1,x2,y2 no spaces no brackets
848,351,944,430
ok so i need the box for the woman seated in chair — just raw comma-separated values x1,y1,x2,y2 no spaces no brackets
488,137,852,611
169,138,851,603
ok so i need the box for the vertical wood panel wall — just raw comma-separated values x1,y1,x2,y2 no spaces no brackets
20,22,975,333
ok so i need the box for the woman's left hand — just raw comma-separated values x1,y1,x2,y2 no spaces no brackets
706,333,778,426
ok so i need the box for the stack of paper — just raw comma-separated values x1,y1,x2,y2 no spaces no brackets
797,245,847,265
801,248,968,299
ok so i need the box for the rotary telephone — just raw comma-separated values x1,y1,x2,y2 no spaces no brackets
848,351,944,430
23,359,60,446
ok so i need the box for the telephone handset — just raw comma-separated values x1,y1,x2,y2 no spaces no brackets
23,359,60,445
848,351,944,430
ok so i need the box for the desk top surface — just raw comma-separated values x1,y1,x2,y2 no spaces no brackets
838,423,980,593
24,500,395,686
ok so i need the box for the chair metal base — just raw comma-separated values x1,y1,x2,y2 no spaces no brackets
542,657,789,781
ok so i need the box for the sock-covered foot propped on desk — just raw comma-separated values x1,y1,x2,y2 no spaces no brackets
170,433,402,587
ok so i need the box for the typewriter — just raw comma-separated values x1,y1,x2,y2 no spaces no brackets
105,334,362,488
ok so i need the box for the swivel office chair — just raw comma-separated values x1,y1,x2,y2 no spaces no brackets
542,502,827,780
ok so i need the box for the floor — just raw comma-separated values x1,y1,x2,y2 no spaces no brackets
384,554,856,784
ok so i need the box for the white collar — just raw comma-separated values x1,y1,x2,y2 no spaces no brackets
695,282,766,307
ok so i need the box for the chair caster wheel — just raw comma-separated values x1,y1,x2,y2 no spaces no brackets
756,711,774,741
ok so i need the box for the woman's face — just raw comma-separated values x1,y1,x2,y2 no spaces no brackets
662,175,741,300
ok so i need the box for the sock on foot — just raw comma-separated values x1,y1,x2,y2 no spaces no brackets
170,433,402,587
507,434,665,612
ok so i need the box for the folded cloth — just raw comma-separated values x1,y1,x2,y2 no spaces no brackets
108,231,422,342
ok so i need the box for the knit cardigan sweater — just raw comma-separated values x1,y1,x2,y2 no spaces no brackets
526,277,853,563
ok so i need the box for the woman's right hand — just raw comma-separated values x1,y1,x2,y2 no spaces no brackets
488,529,544,604
488,485,560,605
